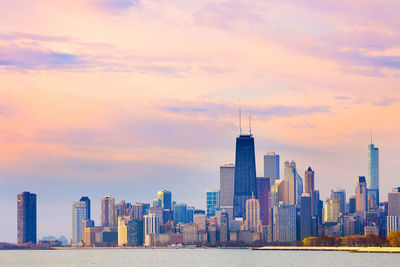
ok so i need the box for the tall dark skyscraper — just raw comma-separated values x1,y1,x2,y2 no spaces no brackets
256,177,270,226
80,196,91,220
233,134,257,219
17,191,37,244
300,194,312,241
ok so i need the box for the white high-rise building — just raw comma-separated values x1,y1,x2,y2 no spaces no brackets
273,203,296,243
72,201,87,246
144,214,160,236
263,153,280,186
387,216,399,236
220,163,234,221
144,214,160,247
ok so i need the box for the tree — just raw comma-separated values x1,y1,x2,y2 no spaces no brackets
387,231,400,247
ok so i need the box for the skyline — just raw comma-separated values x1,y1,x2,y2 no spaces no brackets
4,133,394,243
1,0,400,243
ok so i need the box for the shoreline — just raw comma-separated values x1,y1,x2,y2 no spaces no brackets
2,246,400,253
252,246,400,253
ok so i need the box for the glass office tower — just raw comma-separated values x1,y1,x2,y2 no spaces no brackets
233,134,257,219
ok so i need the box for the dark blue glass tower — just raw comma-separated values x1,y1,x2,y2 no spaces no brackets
300,194,312,240
233,134,257,219
17,191,37,244
80,196,91,220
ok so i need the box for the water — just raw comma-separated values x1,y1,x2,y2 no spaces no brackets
0,249,399,267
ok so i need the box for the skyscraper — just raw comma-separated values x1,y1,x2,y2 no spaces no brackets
186,206,195,223
218,210,229,242
300,194,312,241
72,201,87,246
144,213,160,246
387,216,399,236
256,177,270,226
79,196,91,220
242,198,263,233
296,173,303,205
356,176,367,212
330,189,346,215
118,216,143,246
283,161,296,205
220,163,235,221
157,190,172,210
149,207,164,224
206,190,220,217
323,199,340,222
263,152,280,186
273,203,297,243
349,196,356,214
101,196,115,227
304,167,314,214
144,214,160,235
173,203,187,224
388,187,400,217
368,142,379,204
17,192,36,244
132,202,150,221
233,134,257,219
115,200,128,222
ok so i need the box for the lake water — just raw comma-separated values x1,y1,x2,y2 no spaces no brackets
0,248,399,267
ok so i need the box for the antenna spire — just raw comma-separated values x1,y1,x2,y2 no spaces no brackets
249,112,252,135
239,106,242,135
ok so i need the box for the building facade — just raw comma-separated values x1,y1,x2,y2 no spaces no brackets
72,201,87,246
330,189,346,215
300,194,312,241
323,199,340,223
17,192,37,244
283,161,296,205
79,196,91,220
388,188,400,217
118,216,143,246
220,163,235,221
101,196,115,227
206,190,220,217
263,152,280,186
356,176,368,212
368,143,379,204
256,177,270,226
233,134,257,219
273,204,297,243
157,190,172,210
387,215,399,236
242,198,263,233
304,167,314,215
173,203,187,224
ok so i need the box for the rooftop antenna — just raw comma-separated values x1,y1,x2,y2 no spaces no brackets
239,104,242,135
249,111,252,135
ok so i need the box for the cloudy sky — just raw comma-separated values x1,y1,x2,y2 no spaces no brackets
1,0,399,242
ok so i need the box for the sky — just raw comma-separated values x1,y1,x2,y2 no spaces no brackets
0,0,399,243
